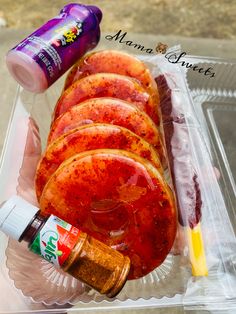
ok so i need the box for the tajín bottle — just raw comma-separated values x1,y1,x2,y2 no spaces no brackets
0,196,130,297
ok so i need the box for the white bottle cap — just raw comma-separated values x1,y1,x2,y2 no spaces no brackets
6,50,48,93
0,195,39,240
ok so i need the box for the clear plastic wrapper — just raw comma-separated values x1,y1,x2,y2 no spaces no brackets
0,49,235,312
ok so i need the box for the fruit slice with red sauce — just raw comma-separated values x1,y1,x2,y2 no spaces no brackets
63,50,159,106
35,123,163,200
40,149,177,279
48,97,165,162
53,73,159,124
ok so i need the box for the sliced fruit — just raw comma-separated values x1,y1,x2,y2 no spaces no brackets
35,123,163,200
40,149,177,279
63,50,160,104
48,97,165,162
54,73,159,124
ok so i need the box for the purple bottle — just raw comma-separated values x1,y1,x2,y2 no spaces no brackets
6,3,102,93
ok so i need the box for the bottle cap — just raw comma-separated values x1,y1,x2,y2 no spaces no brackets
64,4,102,23
87,6,103,23
6,50,48,93
0,195,39,240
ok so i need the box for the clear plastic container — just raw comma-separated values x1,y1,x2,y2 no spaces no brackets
0,52,235,313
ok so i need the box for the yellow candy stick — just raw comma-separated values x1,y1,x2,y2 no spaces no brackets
186,223,208,276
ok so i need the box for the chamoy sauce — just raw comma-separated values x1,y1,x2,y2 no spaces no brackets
53,73,159,124
48,97,163,152
63,50,160,110
35,123,163,200
39,149,177,279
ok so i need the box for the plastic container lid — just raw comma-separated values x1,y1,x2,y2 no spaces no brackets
0,195,39,240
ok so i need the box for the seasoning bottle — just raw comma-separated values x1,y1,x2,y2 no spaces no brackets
0,196,130,298
6,3,102,93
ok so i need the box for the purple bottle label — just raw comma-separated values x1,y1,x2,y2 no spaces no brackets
13,4,101,88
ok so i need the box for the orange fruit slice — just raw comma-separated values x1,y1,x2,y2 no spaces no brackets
54,73,159,124
64,50,159,106
35,123,163,200
48,97,165,161
40,149,177,279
